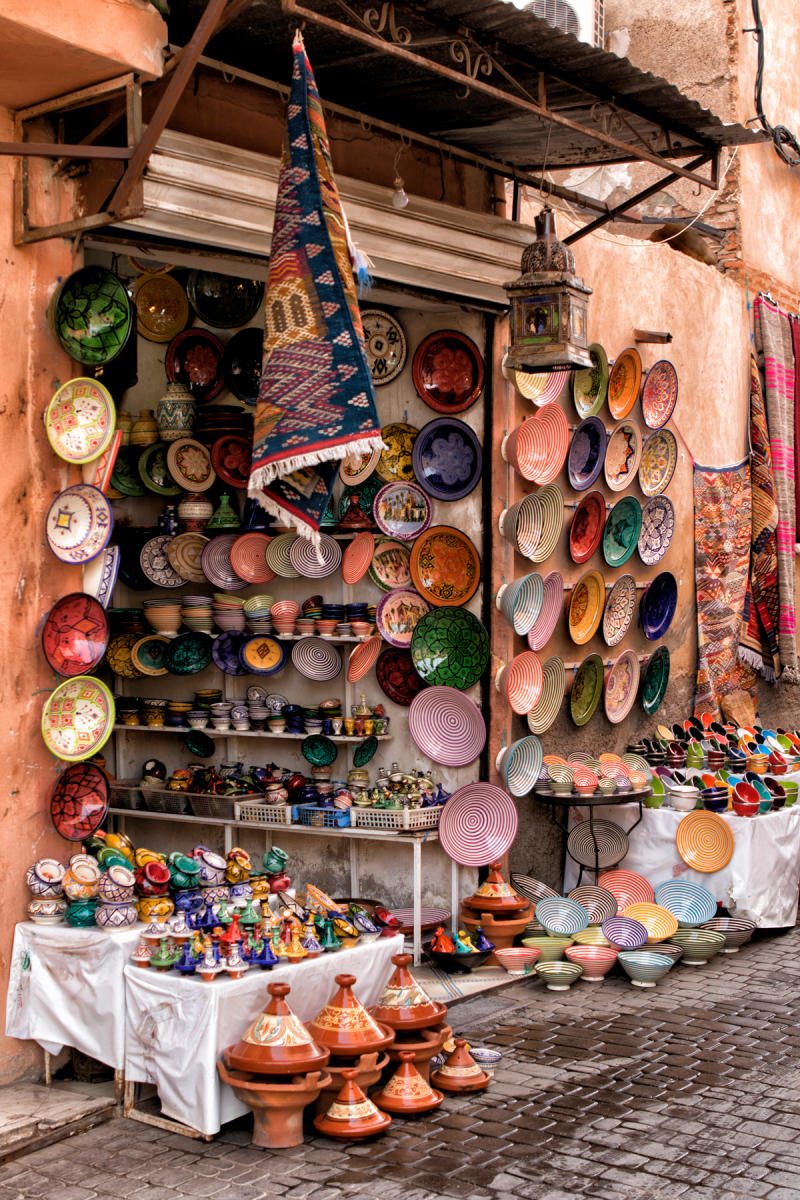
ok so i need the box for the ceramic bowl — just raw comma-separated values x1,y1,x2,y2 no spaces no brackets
700,917,756,952
97,865,136,903
570,927,612,948
732,799,759,817
493,947,541,977
651,942,684,964
520,935,574,962
783,782,798,807
666,784,699,812
617,950,673,987
27,897,68,924
425,947,491,974
757,799,773,814
26,860,66,897
534,961,583,990
668,928,726,964
469,1047,503,1076
564,945,617,980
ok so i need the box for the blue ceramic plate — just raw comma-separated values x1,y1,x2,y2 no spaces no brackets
567,416,607,491
411,417,482,501
639,572,678,640
212,632,249,676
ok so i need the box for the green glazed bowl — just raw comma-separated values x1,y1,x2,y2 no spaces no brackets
97,848,133,869
521,936,574,962
783,783,798,807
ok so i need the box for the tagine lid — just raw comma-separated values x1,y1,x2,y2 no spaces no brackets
464,863,529,913
307,974,396,1053
312,1067,393,1140
370,954,447,1031
224,982,330,1075
430,1038,491,1093
372,1050,444,1113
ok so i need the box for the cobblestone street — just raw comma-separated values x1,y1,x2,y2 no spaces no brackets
2,925,800,1200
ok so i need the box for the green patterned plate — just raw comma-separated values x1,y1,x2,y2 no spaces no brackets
353,736,378,767
110,447,148,497
51,266,132,366
572,342,609,419
184,730,214,758
138,443,183,497
165,633,213,675
410,606,490,690
337,473,382,523
570,653,605,727
602,496,642,567
302,735,338,766
641,645,670,715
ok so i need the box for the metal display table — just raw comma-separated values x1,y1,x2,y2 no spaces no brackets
532,786,650,886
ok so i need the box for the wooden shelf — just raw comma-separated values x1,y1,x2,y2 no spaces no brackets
114,725,390,742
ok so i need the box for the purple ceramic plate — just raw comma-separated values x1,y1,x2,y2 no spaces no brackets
212,632,249,676
201,534,247,591
639,571,678,640
567,416,607,491
411,417,482,501
375,588,431,649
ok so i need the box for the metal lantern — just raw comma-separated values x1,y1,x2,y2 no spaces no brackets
504,207,592,373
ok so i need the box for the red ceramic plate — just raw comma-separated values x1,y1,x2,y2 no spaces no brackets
230,532,276,584
375,646,427,706
42,592,109,677
50,762,108,840
569,491,606,564
412,330,484,414
211,435,252,489
166,328,225,402
409,525,481,608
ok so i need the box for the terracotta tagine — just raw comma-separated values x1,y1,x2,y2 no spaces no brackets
431,1038,491,1094
217,1062,330,1149
224,982,331,1076
370,954,447,1032
463,863,528,914
388,1023,452,1084
313,1067,392,1141
307,974,395,1056
372,1050,444,1114
458,905,534,961
313,1050,390,1117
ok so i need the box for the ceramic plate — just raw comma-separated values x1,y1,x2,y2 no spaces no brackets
41,676,115,762
638,495,676,566
572,343,609,418
302,735,338,767
604,422,642,492
375,646,427,706
42,593,109,677
568,570,605,645
337,473,382,524
526,654,565,734
342,531,374,585
212,632,249,676
360,308,408,385
46,484,113,565
50,761,108,840
570,653,605,726
186,271,264,328
167,438,216,493
201,534,247,591
374,481,432,541
641,645,670,715
46,378,116,465
140,535,184,588
105,633,144,679
407,686,486,767
409,525,481,608
639,429,678,497
566,818,630,869
375,588,431,649
438,782,516,865
82,545,120,609
288,533,342,579
165,633,213,675
608,347,642,420
602,573,637,647
137,443,183,497
513,370,565,406
640,571,678,640
567,416,607,491
211,436,251,489
412,330,484,414
410,606,490,689
168,532,209,584
376,422,418,483
569,491,606,564
166,329,225,402
291,637,342,680
641,359,678,430
110,447,148,497
223,327,264,405
51,266,131,366
347,636,383,683
132,273,189,342
338,447,382,487
369,537,413,592
604,649,641,724
527,570,563,652
265,532,301,579
242,636,289,676
131,634,170,676
411,417,482,501
353,736,379,767
603,496,642,567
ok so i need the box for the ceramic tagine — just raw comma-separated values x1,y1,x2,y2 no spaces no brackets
371,1050,444,1114
370,955,447,1032
312,1067,392,1140
307,975,395,1056
430,1038,491,1094
463,863,528,914
224,982,331,1075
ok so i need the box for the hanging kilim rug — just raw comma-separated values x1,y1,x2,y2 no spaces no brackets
694,459,757,720
739,355,781,682
753,294,799,681
247,32,382,542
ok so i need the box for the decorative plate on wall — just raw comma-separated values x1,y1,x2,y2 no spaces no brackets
410,606,489,689
223,327,264,405
186,271,264,328
641,359,678,430
602,496,642,567
641,645,670,715
639,429,678,496
607,347,642,420
166,438,216,493
569,491,606,564
412,330,484,413
360,308,408,385
51,266,132,366
408,686,486,767
638,495,676,565
604,649,641,724
138,443,183,497
45,484,113,565
409,525,481,607
376,422,419,484
46,378,116,465
41,676,116,762
572,343,609,418
438,782,517,865
50,762,108,840
368,536,413,592
568,570,605,645
411,417,482,501
604,422,642,492
639,571,678,640
374,481,432,540
339,447,382,487
166,329,225,402
602,573,637,647
567,416,607,491
375,588,431,649
42,593,109,677
132,273,189,342
375,646,427,706
569,653,605,726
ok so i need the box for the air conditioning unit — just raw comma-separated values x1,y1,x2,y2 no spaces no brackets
519,0,604,47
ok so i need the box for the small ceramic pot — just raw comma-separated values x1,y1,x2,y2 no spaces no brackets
63,861,100,900
27,897,68,925
137,895,175,923
157,382,196,442
195,850,227,887
200,884,229,907
26,860,65,897
96,901,138,930
65,899,99,927
98,865,136,904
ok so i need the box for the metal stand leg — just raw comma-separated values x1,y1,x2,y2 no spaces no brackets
412,838,422,966
44,1049,51,1087
451,859,460,939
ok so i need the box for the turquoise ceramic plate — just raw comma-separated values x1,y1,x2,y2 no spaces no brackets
302,735,338,766
603,496,642,567
165,634,213,675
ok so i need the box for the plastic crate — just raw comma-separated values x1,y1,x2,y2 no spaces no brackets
234,802,295,826
140,787,191,816
108,781,145,811
349,806,442,831
297,805,351,829
188,793,238,820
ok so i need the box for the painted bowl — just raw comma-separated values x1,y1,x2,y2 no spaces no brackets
699,917,756,952
571,927,612,948
534,961,583,990
617,951,673,987
651,942,684,964
758,799,773,815
469,1047,503,1075
521,936,574,962
493,947,541,977
601,916,648,950
535,897,589,937
668,928,726,964
425,947,491,974
783,782,798,807
732,799,759,817
564,945,617,980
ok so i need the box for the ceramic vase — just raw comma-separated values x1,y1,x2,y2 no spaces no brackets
178,492,214,532
156,382,196,442
130,409,159,447
95,901,138,929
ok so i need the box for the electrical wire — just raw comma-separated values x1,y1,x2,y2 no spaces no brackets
750,0,800,167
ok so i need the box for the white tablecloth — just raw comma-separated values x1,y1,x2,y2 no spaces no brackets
6,922,143,1069
124,934,404,1135
563,804,800,928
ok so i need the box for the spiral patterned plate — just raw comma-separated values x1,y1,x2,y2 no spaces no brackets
598,869,655,908
291,637,342,681
654,879,717,927
288,532,343,579
496,735,543,797
535,897,589,936
230,532,276,584
514,369,565,406
200,534,247,591
528,484,564,563
527,654,565,734
567,886,618,925
265,533,301,578
342,532,375,585
602,574,636,647
509,873,559,905
499,651,543,714
675,811,735,872
531,403,569,485
621,902,678,943
438,781,518,867
408,686,486,767
527,571,563,652
638,495,675,566
567,820,629,870
347,636,382,683
601,916,648,950
641,359,678,430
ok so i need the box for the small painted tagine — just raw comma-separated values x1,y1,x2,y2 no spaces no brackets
313,1068,392,1141
224,982,330,1075
370,954,447,1031
463,863,528,914
307,974,395,1055
430,1038,491,1093
371,1050,444,1114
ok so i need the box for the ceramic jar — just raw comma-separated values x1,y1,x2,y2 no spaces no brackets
117,410,134,446
130,408,159,446
97,865,136,904
178,492,214,532
229,882,253,906
96,901,138,930
195,850,227,887
63,860,100,900
174,888,207,914
27,897,68,925
157,382,196,442
65,899,99,927
26,860,65,897
137,895,174,924
134,861,171,897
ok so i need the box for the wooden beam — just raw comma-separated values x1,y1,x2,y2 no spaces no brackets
0,142,132,159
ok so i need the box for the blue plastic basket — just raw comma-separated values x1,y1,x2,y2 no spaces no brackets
297,805,351,829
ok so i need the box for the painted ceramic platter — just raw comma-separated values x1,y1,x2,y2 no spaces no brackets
339,447,381,487
265,532,301,579
604,421,642,492
412,330,484,414
342,531,374,585
411,417,482,501
361,309,408,385
602,573,637,647
289,533,343,579
42,593,109,677
570,653,605,726
337,473,382,524
165,632,213,675
166,438,216,492
675,811,735,873
368,537,413,591
212,632,249,676
598,870,654,909
353,736,379,767
603,496,642,568
132,272,189,342
607,347,642,420
513,370,565,406
82,545,120,609
640,571,678,640
201,534,247,591
166,329,225,402
527,570,564,652
641,645,670,715
51,266,131,366
375,588,431,649
290,637,341,680
347,636,383,683
50,762,108,840
302,735,338,767
45,484,113,565
641,359,678,430
638,495,676,565
45,378,116,465
139,536,185,588
211,436,251,489
572,343,609,419
639,429,678,497
568,570,605,645
410,606,490,689
131,634,170,677
167,532,209,584
41,676,115,762
241,636,289,676
186,271,264,328
604,649,641,724
409,525,481,608
374,481,432,540
223,327,264,405
110,447,148,497
567,416,607,491
135,444,180,498
526,654,565,734
376,422,418,484
105,633,143,679
438,782,517,866
569,491,606,564
375,646,427,706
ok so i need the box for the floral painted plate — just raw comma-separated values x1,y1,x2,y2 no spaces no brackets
167,437,216,493
339,446,382,487
568,570,605,645
168,532,209,584
368,536,412,592
42,593,109,677
140,535,184,588
105,633,144,679
602,573,637,647
51,266,132,366
211,436,251,490
361,308,408,385
186,271,264,329
572,343,609,419
604,649,641,724
50,762,108,840
409,525,481,608
604,422,642,492
46,484,113,565
166,329,225,403
638,495,676,565
607,347,642,420
223,327,264,406
41,676,116,762
411,417,482,501
375,646,427,706
131,634,170,677
641,360,678,430
132,272,189,342
640,571,678,640
46,378,116,465
376,422,419,483
353,736,379,767
641,645,670,715
602,496,642,567
138,443,183,497
410,606,490,689
165,633,214,675
374,481,432,541
412,330,484,414
567,416,607,491
639,429,678,497
569,653,605,726
375,588,431,649
569,491,606,564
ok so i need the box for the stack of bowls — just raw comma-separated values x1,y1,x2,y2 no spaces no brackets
784,781,798,807
617,950,673,987
301,594,323,621
271,599,301,636
665,782,699,811
295,616,315,637
668,928,726,964
195,688,223,708
243,594,274,633
701,786,729,813
209,701,233,731
764,778,786,808
181,595,214,634
282,703,305,734
748,752,769,774
142,598,183,637
248,699,269,731
732,780,759,816
187,710,209,729
213,594,246,633
166,700,192,727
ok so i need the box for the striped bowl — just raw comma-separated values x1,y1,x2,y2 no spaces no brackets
565,945,618,980
535,897,590,937
493,947,540,976
571,926,613,948
601,916,648,950
567,885,618,925
534,961,583,991
621,903,679,943
653,880,717,927
699,916,756,952
668,928,726,964
521,936,573,962
618,951,674,988
496,735,544,798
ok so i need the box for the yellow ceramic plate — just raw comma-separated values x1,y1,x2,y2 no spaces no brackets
608,347,642,420
133,273,190,343
376,422,419,483
568,569,605,645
